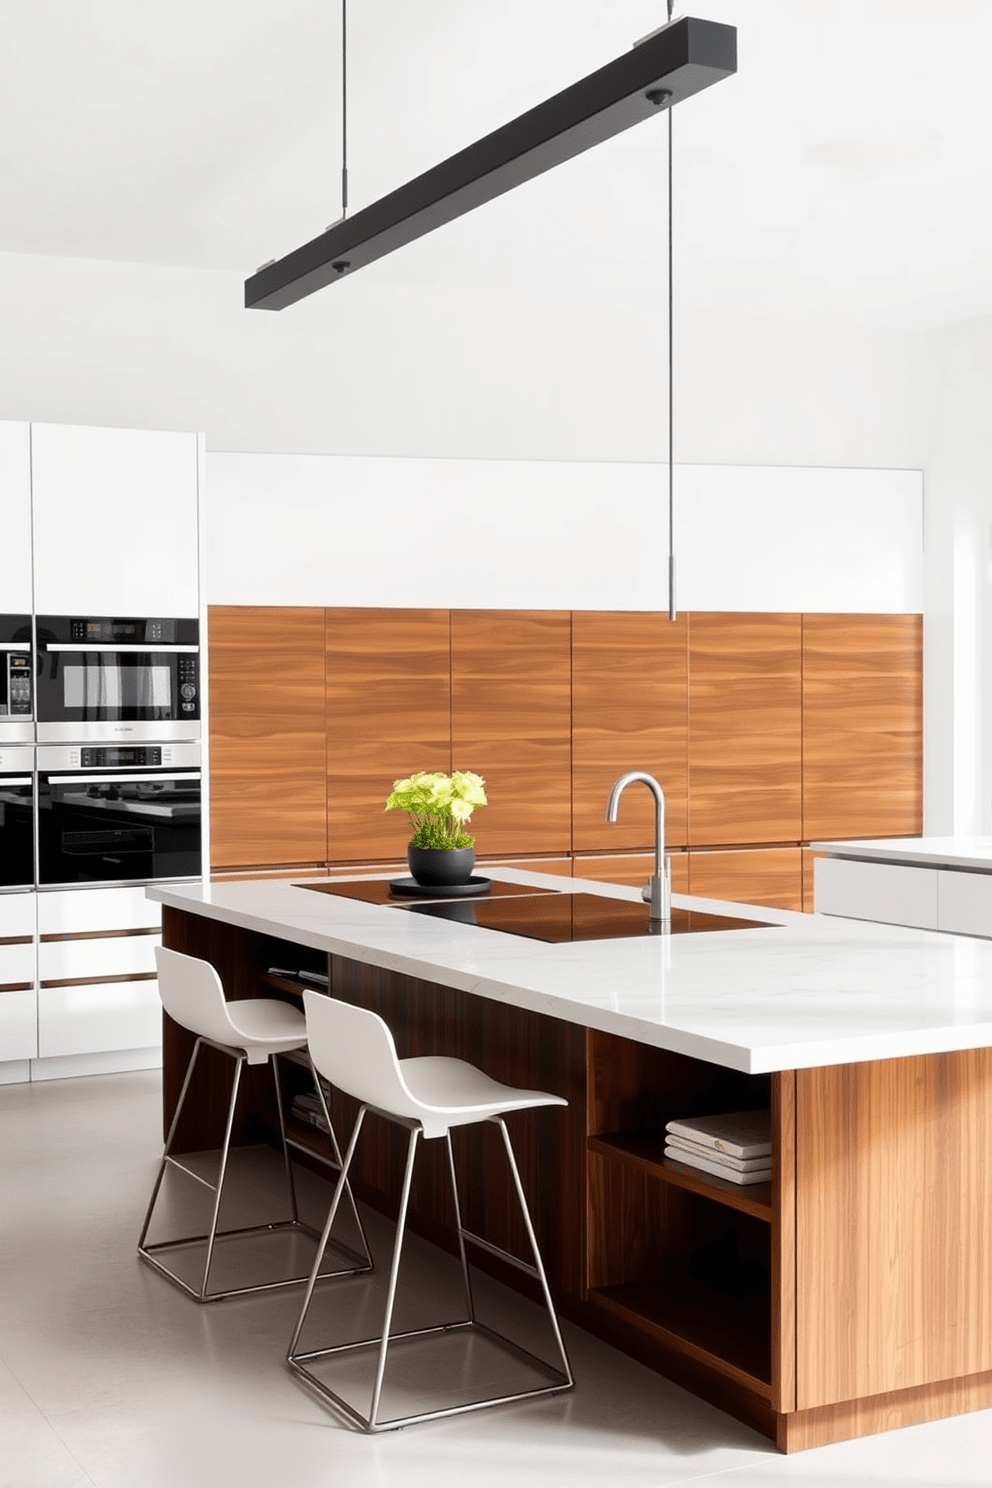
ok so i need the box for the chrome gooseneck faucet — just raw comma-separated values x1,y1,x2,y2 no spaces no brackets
606,771,672,929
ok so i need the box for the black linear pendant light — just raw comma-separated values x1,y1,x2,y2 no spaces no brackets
245,15,737,311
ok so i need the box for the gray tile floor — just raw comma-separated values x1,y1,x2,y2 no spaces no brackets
1,1070,990,1488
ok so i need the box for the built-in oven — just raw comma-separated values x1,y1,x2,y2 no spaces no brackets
35,616,199,743
36,743,201,888
0,615,34,744
0,745,35,892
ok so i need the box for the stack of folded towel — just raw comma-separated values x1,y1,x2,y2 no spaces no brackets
664,1108,772,1185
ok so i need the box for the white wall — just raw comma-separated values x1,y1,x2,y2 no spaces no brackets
0,250,927,469
925,313,992,835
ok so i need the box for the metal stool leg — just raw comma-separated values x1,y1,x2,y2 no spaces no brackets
493,1117,573,1388
199,1051,245,1299
271,1053,300,1224
287,1106,368,1359
368,1125,420,1429
445,1132,476,1324
137,1035,205,1255
309,1058,373,1269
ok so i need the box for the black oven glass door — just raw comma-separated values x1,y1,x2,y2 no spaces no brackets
36,649,199,732
37,770,201,887
0,775,35,889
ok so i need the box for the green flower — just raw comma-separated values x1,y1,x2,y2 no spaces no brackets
384,769,488,848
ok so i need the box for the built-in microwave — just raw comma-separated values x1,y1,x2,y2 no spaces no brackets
0,615,33,744
35,616,199,743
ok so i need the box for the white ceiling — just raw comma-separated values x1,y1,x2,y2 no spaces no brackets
2,0,991,330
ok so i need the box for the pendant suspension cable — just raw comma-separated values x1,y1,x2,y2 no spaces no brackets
341,0,349,218
666,0,676,622
667,92,675,621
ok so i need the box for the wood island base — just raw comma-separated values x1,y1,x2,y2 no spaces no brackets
161,903,992,1453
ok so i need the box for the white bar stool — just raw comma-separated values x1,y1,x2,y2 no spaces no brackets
138,946,371,1302
287,990,574,1432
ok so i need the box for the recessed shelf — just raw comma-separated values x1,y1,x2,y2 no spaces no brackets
588,1132,772,1221
589,1274,771,1395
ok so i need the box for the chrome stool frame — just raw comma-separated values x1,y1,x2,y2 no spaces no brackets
138,1032,371,1303
287,992,573,1432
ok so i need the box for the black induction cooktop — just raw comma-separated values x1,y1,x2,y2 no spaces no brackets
390,891,774,943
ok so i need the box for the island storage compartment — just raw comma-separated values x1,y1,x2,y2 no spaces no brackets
584,1029,791,1427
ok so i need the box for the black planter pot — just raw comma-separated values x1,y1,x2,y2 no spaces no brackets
407,845,476,887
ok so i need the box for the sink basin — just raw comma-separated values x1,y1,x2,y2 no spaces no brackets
393,891,774,943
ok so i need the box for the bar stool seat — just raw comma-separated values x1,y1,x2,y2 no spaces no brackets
138,947,370,1302
287,990,574,1432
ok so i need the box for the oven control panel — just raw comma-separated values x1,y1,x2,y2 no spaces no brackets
177,655,198,712
80,746,163,768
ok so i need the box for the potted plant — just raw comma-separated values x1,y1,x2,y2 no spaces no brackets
385,770,488,886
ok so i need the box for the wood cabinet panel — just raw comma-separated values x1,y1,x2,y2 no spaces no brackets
451,610,571,857
325,608,451,862
688,614,802,847
573,852,689,893
802,614,923,841
572,612,688,851
209,607,327,868
689,848,803,912
796,1052,992,1410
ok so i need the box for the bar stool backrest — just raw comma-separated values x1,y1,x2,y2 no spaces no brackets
304,990,427,1126
155,945,243,1049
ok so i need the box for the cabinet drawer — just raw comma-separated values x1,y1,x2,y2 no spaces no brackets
813,857,938,930
0,941,36,989
39,934,160,984
38,980,162,1057
937,871,992,938
0,988,38,1061
37,886,162,937
0,893,36,940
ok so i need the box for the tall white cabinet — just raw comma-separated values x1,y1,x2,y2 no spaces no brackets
0,422,33,613
0,420,202,1085
31,424,200,615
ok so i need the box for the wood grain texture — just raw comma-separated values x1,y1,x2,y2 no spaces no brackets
796,1051,992,1411
571,611,688,851
688,848,803,911
778,1369,992,1452
451,610,571,856
573,852,689,892
325,608,451,862
209,607,327,868
802,614,922,841
687,613,802,847
771,1070,796,1415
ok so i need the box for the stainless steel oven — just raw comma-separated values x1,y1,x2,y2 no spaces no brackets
0,615,33,744
0,745,35,891
35,615,199,743
36,742,201,888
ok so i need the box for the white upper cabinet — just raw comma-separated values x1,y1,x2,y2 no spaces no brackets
0,423,33,613
30,424,200,616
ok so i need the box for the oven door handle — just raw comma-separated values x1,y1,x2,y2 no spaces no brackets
0,643,31,652
0,777,32,786
40,643,199,654
44,772,201,786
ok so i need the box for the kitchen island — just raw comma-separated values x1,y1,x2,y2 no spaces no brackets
150,868,992,1453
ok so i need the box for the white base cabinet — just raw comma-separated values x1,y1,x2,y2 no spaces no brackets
816,855,992,938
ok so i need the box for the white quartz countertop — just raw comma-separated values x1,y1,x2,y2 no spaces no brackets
149,868,992,1076
813,836,992,872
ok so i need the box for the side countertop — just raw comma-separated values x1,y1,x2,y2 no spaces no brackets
812,835,992,872
148,867,992,1076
